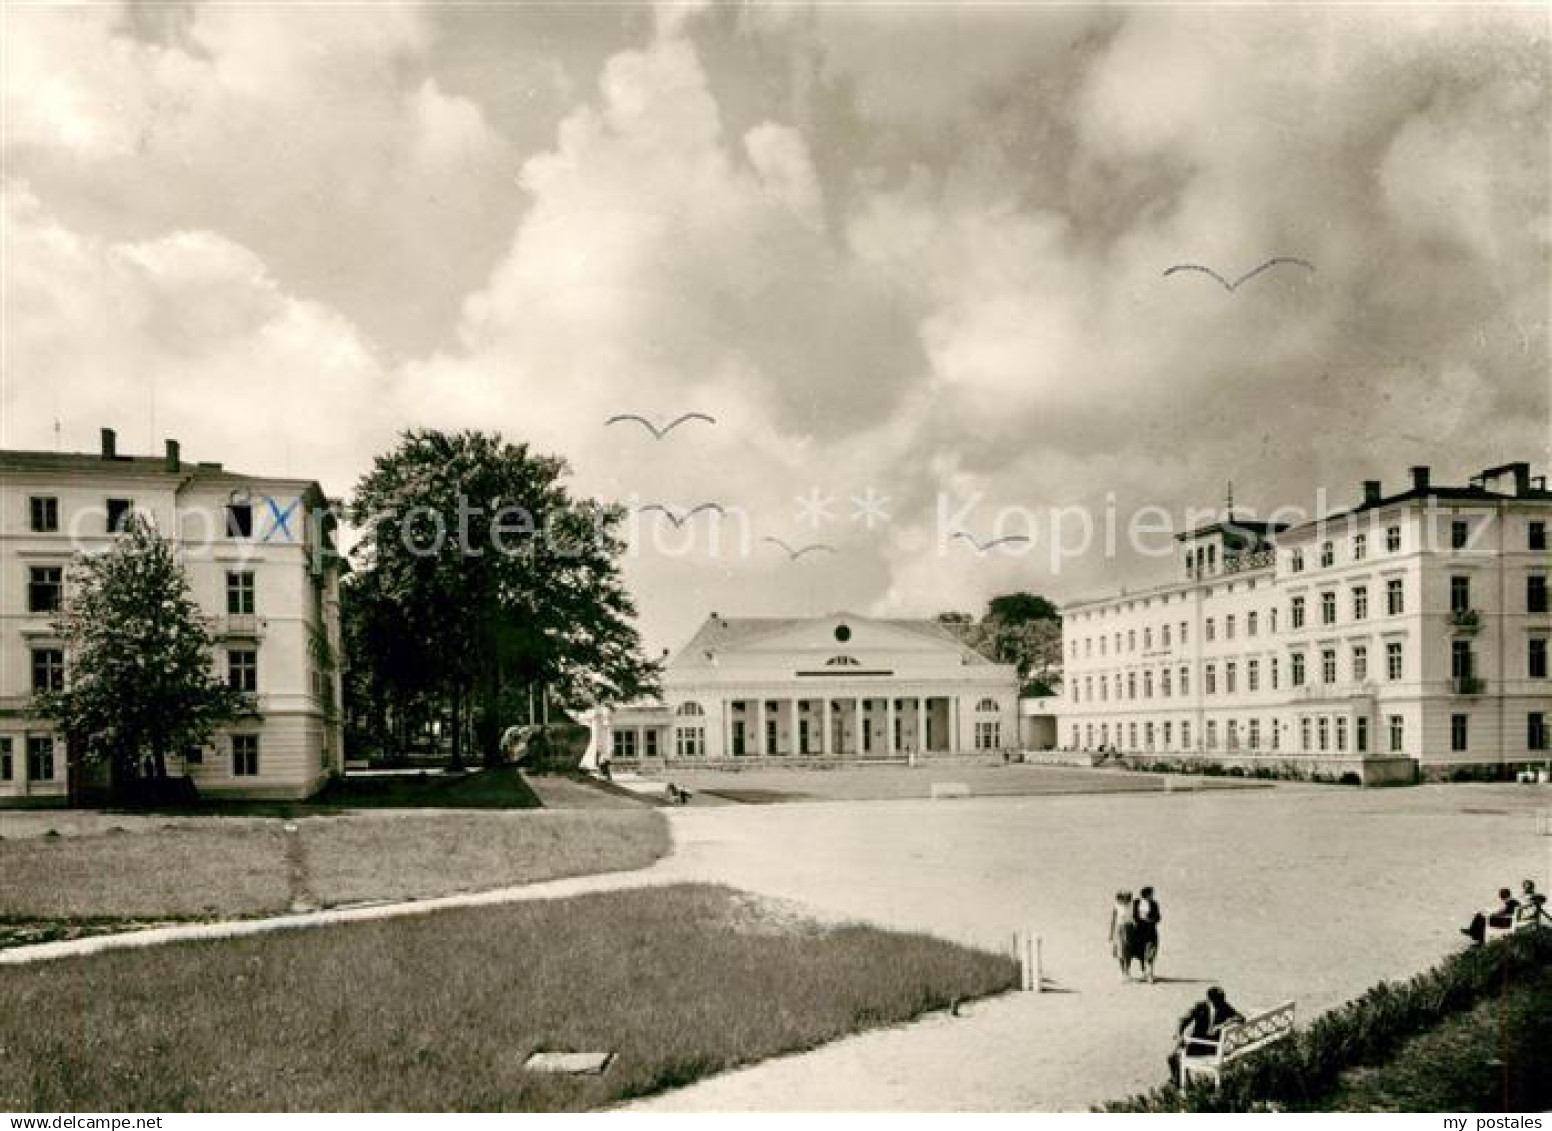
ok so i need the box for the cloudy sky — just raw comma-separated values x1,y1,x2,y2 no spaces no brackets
3,1,1548,652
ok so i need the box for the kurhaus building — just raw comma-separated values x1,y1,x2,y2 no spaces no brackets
605,613,1020,762
0,430,345,805
1058,462,1550,779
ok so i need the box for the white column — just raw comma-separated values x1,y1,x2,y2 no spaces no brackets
886,698,897,756
754,698,765,756
854,697,864,758
949,697,960,753
915,697,926,754
821,699,833,756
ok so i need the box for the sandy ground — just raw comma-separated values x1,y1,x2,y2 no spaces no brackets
627,781,1552,1111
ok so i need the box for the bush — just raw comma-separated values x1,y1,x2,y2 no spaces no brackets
1338,772,1361,787
1098,929,1552,1112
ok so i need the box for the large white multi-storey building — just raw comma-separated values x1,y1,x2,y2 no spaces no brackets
0,430,345,804
603,612,1020,762
1059,462,1550,780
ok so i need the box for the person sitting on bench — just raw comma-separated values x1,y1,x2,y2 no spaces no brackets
1167,986,1244,1082
1462,887,1521,944
1522,880,1547,920
665,782,692,805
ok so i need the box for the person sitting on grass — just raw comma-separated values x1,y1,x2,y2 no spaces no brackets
665,782,692,805
1167,986,1244,1083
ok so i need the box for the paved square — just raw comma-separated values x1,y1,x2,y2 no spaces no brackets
632,779,1552,1110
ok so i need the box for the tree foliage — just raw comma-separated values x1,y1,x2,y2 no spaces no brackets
937,590,1063,696
346,429,660,766
34,515,252,796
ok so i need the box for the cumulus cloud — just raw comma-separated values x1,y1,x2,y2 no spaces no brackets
1,182,391,492
3,2,1546,654
1,0,512,357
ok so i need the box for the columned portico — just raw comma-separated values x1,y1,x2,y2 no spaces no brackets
632,613,1019,764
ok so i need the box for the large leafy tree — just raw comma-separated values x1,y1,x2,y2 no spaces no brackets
34,515,252,801
347,429,659,767
938,591,1063,697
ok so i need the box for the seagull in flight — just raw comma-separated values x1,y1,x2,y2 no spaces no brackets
636,503,726,528
1162,258,1315,292
762,536,837,560
604,412,716,440
953,532,1032,554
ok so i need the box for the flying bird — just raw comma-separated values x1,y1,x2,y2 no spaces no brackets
604,412,716,439
636,503,726,527
953,532,1032,554
762,536,837,561
1162,258,1315,292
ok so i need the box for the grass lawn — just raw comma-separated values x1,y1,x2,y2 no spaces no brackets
0,810,669,927
298,810,671,907
123,766,549,817
1321,963,1552,1112
0,883,1018,1111
0,825,292,920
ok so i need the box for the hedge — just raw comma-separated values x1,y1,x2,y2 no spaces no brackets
1098,928,1552,1112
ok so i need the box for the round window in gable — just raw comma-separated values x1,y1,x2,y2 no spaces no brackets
834,624,852,643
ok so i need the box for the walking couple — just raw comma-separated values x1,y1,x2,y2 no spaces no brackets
1109,886,1163,982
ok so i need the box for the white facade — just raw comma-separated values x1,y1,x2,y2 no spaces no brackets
605,613,1020,762
0,431,345,804
1059,463,1551,775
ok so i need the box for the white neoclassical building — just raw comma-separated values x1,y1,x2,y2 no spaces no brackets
604,612,1020,763
1,430,345,804
1058,461,1551,780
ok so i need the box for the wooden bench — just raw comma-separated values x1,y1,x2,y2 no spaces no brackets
1178,1000,1296,1088
1485,903,1548,941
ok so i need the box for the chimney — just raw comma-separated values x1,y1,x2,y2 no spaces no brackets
1362,480,1382,505
100,427,117,460
1410,466,1430,492
164,439,181,472
1510,461,1531,496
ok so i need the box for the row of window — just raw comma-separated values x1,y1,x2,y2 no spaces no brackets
0,735,58,781
1286,520,1547,575
27,647,259,693
622,719,1006,759
25,495,265,538
0,734,261,780
1071,638,1548,703
1073,574,1547,662
1288,525,1403,573
1072,713,1549,756
1075,717,1287,754
26,568,258,615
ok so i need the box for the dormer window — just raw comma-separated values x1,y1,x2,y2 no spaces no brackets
227,502,254,538
106,498,133,533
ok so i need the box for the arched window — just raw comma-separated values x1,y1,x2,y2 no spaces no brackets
674,701,706,757
975,698,999,713
825,655,860,667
